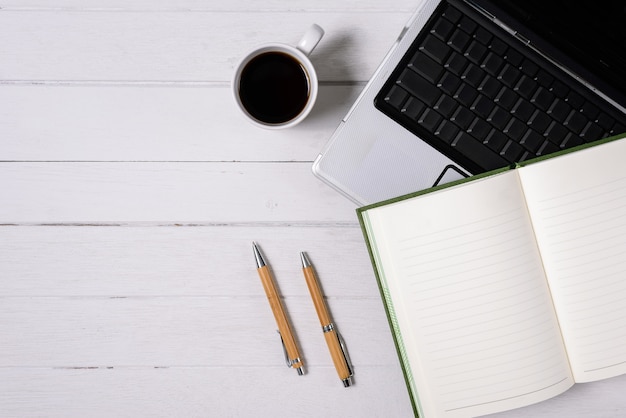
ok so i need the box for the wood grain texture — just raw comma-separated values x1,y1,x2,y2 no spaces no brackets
2,0,626,416
0,162,357,223
0,11,410,82
0,0,418,11
0,367,414,418
0,85,361,161
0,296,399,367
0,226,373,297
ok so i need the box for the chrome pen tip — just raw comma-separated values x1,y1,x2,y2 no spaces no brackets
253,242,266,268
300,251,311,268
342,377,353,387
296,366,305,376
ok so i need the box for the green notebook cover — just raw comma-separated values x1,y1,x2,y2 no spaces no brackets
356,132,626,417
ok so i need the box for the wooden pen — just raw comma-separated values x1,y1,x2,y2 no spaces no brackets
253,242,304,375
301,251,353,387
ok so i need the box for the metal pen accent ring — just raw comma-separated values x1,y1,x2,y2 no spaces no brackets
322,323,335,333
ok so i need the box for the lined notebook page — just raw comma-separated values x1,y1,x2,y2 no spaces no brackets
520,138,626,382
364,171,572,418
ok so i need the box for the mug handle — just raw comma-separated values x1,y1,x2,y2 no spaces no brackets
296,24,324,57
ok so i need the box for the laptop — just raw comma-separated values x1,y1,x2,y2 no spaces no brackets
312,0,626,205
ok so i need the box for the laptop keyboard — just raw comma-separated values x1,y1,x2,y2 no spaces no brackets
375,0,626,174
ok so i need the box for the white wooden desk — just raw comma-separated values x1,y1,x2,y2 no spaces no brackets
1,1,625,416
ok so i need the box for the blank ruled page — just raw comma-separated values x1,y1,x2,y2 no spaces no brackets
520,138,626,382
364,171,573,418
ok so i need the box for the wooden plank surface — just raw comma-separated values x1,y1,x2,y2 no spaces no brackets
0,225,372,297
0,367,413,417
0,85,360,161
0,0,418,11
2,0,626,417
0,11,409,82
0,296,398,367
0,162,357,223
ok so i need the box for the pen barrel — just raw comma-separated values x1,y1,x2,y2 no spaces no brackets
302,266,332,326
257,266,303,370
302,266,352,381
324,328,352,381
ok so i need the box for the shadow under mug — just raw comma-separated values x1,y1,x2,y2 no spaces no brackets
232,24,324,129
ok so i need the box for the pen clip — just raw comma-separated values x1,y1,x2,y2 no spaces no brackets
277,330,304,375
277,330,293,368
337,331,354,382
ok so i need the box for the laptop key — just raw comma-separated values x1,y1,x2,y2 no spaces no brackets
445,52,468,75
547,99,571,122
564,110,588,133
504,49,523,67
431,19,455,41
544,121,569,144
461,63,485,87
421,35,450,64
560,133,584,148
537,140,560,156
514,75,536,100
471,95,494,119
519,59,539,77
452,132,508,170
434,120,460,144
477,76,501,99
531,87,555,111
580,102,600,120
401,97,426,120
409,53,443,83
580,121,604,141
439,72,461,96
434,95,458,118
520,130,544,153
468,117,491,138
550,79,569,98
454,84,478,108
481,52,503,76
519,150,533,162
498,63,521,88
448,29,471,53
442,5,462,24
500,140,524,161
611,122,626,135
596,112,616,130
451,106,474,130
535,70,554,88
483,129,508,152
487,106,511,129
418,108,443,131
397,69,441,106
503,118,526,141
465,41,487,65
565,90,584,108
527,109,551,132
473,27,492,45
511,98,534,122
494,87,517,110
489,37,507,56
384,85,409,110
458,15,477,34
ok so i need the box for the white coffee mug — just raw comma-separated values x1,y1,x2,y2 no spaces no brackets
232,24,324,129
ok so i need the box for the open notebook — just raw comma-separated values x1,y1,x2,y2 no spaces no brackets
358,134,626,417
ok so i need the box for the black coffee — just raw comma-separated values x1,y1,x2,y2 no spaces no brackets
239,51,310,124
